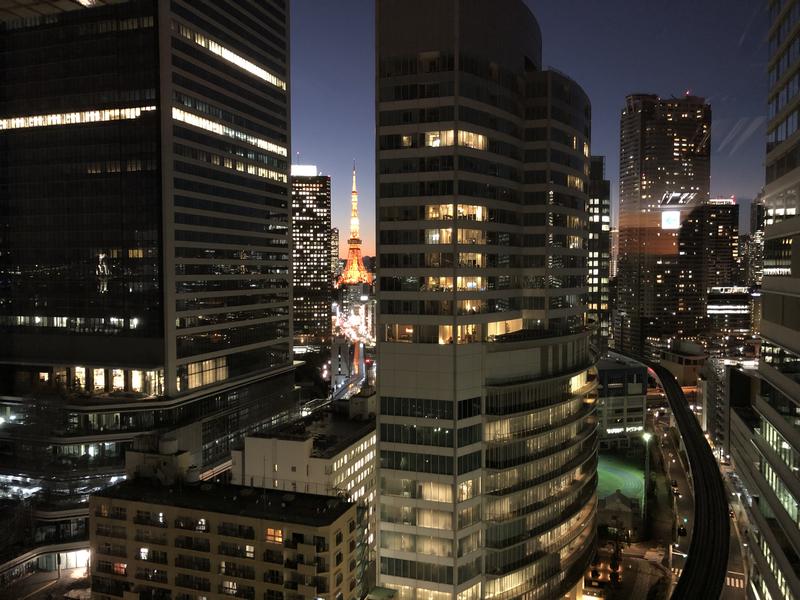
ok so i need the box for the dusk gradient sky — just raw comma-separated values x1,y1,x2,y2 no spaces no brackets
291,1,769,258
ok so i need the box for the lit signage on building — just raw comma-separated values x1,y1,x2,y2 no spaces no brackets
661,210,681,230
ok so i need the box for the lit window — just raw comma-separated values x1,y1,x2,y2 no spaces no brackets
0,106,156,130
457,130,487,150
265,528,283,543
177,24,286,90
425,130,454,147
172,107,287,157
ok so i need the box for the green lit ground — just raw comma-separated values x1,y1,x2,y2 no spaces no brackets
597,453,645,500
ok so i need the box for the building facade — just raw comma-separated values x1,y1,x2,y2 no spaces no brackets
231,409,377,563
232,412,375,499
704,286,754,358
0,0,293,581
375,1,598,598
90,478,366,600
677,198,741,340
595,353,647,450
728,2,800,599
588,156,611,353
616,94,711,357
291,165,333,346
747,197,766,287
331,227,341,284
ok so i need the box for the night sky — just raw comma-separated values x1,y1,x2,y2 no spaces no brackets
291,1,769,257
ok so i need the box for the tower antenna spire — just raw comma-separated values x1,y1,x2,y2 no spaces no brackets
337,160,372,287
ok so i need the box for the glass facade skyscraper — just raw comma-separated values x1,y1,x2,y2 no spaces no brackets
588,156,611,353
375,1,598,598
291,165,333,345
0,0,293,581
729,2,800,599
616,94,711,358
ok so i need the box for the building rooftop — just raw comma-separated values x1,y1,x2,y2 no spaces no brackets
252,409,375,459
598,352,647,371
95,477,353,527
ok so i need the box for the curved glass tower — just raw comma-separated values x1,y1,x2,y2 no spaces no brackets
375,1,598,598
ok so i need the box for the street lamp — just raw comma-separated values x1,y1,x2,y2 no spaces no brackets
642,432,653,524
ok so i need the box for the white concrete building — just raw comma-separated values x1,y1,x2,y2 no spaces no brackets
231,410,377,549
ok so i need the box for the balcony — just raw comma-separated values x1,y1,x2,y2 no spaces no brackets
135,532,167,546
298,562,316,577
218,525,255,540
133,515,167,528
96,563,127,577
299,583,318,596
175,537,210,552
219,584,255,599
264,572,283,585
95,509,127,521
97,545,127,559
175,575,210,592
95,526,126,540
220,565,255,580
175,556,210,572
263,550,283,564
135,569,168,584
138,551,168,565
297,542,316,555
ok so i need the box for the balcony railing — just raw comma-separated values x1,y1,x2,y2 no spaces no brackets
219,585,255,599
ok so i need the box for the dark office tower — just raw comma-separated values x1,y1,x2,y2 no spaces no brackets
589,156,611,353
727,3,800,599
676,198,740,337
0,0,292,580
701,199,741,289
291,165,332,346
616,94,711,357
376,1,598,598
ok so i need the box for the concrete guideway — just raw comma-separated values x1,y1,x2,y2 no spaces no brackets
646,361,731,599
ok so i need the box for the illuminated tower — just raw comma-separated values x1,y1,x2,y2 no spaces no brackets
337,164,373,286
616,94,711,357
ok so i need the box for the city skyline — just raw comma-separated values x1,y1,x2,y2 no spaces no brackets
292,0,769,257
0,1,784,597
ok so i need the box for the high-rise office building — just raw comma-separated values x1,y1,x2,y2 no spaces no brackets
331,227,341,283
376,1,598,598
610,227,619,280
616,93,711,357
704,286,754,358
728,2,800,599
746,196,766,287
0,0,292,581
291,165,333,346
676,198,740,338
589,156,611,352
